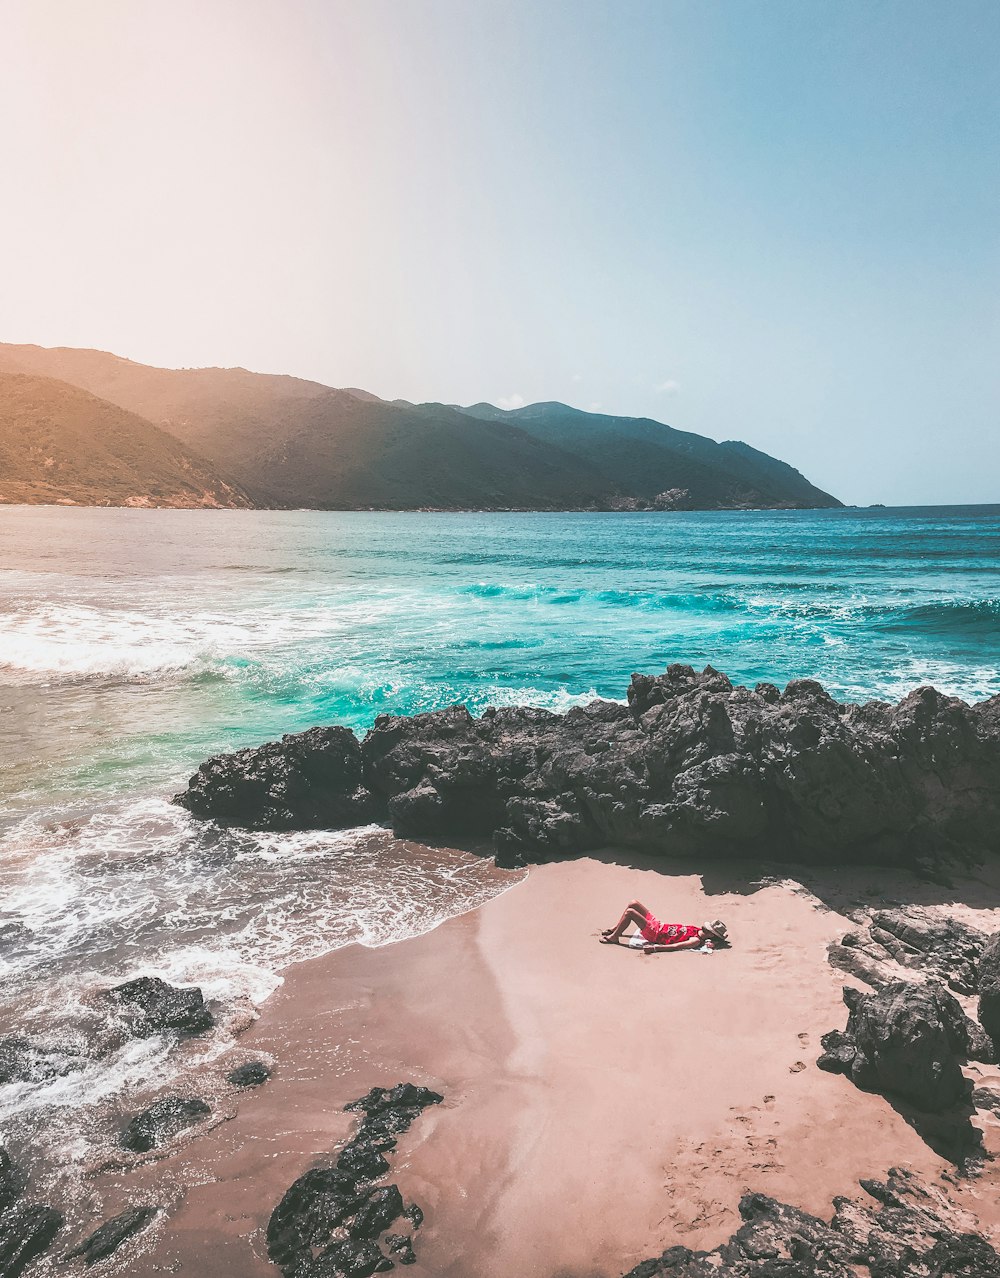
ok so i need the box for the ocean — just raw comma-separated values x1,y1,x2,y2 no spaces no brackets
1,503,998,1197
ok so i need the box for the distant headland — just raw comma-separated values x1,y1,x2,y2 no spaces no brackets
0,343,842,511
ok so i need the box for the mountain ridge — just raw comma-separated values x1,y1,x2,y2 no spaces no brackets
0,343,842,511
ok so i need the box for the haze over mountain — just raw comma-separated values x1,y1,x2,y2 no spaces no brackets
0,372,252,509
0,344,841,511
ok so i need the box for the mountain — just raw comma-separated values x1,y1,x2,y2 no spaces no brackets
0,344,842,510
0,372,252,508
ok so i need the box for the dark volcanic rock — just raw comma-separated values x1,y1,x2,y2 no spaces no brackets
828,908,989,997
64,1206,159,1265
977,932,1000,1052
175,666,1000,868
177,725,377,831
0,1202,64,1278
268,1083,439,1277
100,975,214,1037
227,1060,272,1088
0,1148,62,1278
625,1166,1000,1277
121,1096,211,1152
817,982,973,1111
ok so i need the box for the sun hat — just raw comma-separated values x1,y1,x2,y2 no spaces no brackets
702,920,728,942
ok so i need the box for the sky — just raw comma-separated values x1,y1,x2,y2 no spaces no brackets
2,1,998,506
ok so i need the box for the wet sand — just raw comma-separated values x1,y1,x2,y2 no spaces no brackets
103,851,1000,1277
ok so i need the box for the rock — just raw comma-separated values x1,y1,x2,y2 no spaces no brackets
349,1185,403,1239
817,982,972,1111
303,1239,393,1277
268,1083,438,1277
267,1169,367,1274
121,1096,211,1152
64,1205,159,1265
624,1166,1000,1277
0,1036,84,1085
978,932,1000,1052
972,1086,1000,1113
385,1233,416,1264
0,1202,63,1278
175,667,1000,870
100,976,214,1037
829,909,988,997
176,726,377,831
227,1060,272,1088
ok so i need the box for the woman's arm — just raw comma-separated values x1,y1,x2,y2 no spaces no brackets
642,937,707,955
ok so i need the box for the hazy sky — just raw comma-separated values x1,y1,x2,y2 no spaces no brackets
3,1,998,505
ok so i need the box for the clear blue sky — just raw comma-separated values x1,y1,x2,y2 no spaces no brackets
3,1,998,504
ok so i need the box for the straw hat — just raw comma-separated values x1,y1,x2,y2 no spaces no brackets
702,919,728,942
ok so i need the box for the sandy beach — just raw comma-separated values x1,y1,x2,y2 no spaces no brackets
75,848,1000,1277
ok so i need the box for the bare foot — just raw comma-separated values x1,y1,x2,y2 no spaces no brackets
599,935,620,945
601,927,616,937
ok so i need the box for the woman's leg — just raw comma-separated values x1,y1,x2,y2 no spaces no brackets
600,901,650,943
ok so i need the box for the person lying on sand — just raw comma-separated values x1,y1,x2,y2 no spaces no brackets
600,899,728,955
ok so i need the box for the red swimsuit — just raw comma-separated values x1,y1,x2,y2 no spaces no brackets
640,914,701,946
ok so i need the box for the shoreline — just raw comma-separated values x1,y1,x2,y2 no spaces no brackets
86,849,1000,1277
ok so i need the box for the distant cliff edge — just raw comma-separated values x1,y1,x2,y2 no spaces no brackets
0,344,842,511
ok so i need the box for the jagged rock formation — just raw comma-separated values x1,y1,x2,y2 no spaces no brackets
176,666,1000,870
267,1083,441,1277
227,1061,272,1088
817,982,981,1111
977,933,1000,1051
827,909,989,996
625,1167,1000,1277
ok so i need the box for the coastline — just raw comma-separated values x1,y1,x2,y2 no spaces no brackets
100,850,1000,1277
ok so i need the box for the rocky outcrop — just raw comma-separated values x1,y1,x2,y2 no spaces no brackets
176,666,1000,868
977,932,1000,1052
99,976,214,1037
120,1096,211,1153
64,1206,159,1266
0,1146,62,1278
267,1083,441,1277
625,1166,1000,1277
817,983,977,1112
828,908,989,997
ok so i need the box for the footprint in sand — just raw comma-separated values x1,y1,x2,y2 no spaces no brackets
763,1095,776,1110
789,1060,806,1074
797,1032,810,1046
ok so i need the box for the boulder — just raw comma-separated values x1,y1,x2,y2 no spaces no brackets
100,976,214,1037
829,908,988,997
176,725,376,831
64,1206,159,1265
120,1096,211,1152
174,667,1000,870
978,932,1000,1051
817,982,972,1111
227,1060,272,1088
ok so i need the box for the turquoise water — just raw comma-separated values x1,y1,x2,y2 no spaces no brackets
0,504,997,1188
3,505,999,812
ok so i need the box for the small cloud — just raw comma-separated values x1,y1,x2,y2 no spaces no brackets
495,393,526,411
655,379,680,395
